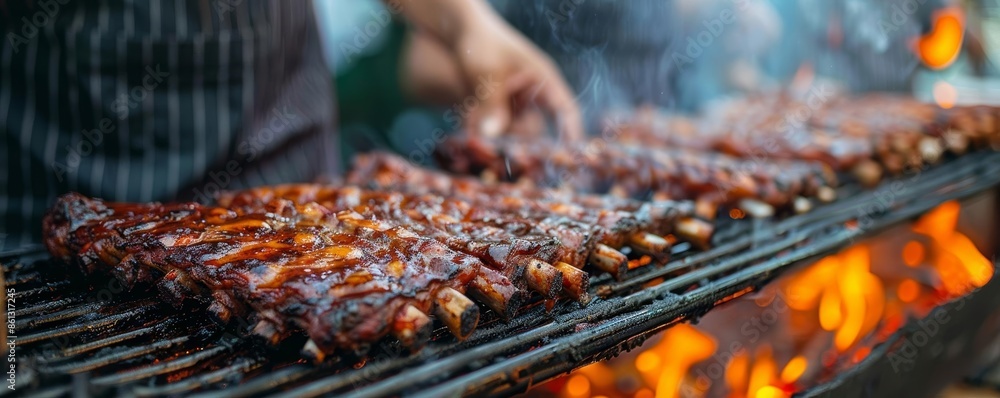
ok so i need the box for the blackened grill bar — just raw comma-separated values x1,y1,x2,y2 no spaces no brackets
6,150,1000,397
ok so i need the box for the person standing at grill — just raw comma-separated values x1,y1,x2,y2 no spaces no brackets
0,0,580,249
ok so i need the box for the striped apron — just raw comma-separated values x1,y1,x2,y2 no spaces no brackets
0,0,339,249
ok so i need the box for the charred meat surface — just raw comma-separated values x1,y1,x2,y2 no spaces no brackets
42,192,484,356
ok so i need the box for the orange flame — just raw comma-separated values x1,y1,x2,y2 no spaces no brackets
725,351,750,395
723,345,799,398
552,201,992,398
784,256,839,311
654,325,716,398
746,345,777,398
779,356,807,384
916,7,964,70
782,244,888,352
914,201,993,295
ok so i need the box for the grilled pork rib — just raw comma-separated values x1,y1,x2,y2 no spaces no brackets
347,152,712,258
434,136,836,219
43,193,487,357
615,93,1000,188
221,184,579,304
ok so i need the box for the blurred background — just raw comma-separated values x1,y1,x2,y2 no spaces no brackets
318,0,1000,169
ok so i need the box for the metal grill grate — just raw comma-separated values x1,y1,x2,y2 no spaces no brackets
5,151,1000,397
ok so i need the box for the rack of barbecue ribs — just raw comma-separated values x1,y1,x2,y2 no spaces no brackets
434,135,837,220
346,152,714,251
809,95,1000,164
613,93,1000,188
220,185,591,304
612,108,873,173
221,163,708,299
43,192,517,360
943,104,1000,150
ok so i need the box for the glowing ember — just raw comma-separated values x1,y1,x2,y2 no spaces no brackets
896,279,921,303
901,241,925,267
729,209,746,220
545,202,992,397
565,374,591,398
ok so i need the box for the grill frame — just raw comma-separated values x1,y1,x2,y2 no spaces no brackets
4,150,1000,398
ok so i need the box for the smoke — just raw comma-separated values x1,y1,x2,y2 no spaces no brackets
493,0,942,125
493,0,684,131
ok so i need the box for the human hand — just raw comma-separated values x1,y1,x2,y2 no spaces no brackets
398,0,582,140
450,13,582,140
